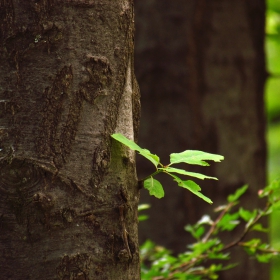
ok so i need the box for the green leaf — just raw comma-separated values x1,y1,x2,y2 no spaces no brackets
138,215,149,221
259,180,280,205
221,263,239,271
138,204,150,221
208,252,230,260
138,204,151,211
184,224,205,240
170,150,224,166
162,167,218,180
256,253,275,263
111,133,160,167
139,149,160,167
144,177,164,198
251,223,268,233
195,226,205,239
243,238,261,248
171,175,213,204
217,212,240,231
111,133,141,150
189,239,219,258
184,224,196,237
227,185,248,202
239,207,257,222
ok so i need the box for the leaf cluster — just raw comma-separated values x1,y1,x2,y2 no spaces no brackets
111,133,224,203
139,181,280,279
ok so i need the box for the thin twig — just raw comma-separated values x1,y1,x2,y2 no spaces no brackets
221,202,271,252
202,202,235,243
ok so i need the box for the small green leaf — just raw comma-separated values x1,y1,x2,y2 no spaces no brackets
217,212,240,231
138,204,151,211
138,215,149,221
170,150,224,166
227,185,248,202
184,224,205,240
243,238,261,248
171,175,213,204
184,224,196,236
162,167,218,180
111,133,141,150
177,179,201,192
208,252,230,260
144,177,164,198
251,223,268,233
139,150,160,167
138,204,151,222
259,179,280,199
239,207,257,222
111,133,160,167
195,226,205,239
221,263,239,271
190,239,219,257
256,253,275,263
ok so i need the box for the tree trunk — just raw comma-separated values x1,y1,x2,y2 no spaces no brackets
0,1,140,279
135,0,267,279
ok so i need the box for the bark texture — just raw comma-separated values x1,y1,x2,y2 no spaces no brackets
0,1,140,279
135,1,267,279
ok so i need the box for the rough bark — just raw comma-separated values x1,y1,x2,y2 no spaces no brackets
135,0,267,279
0,1,140,279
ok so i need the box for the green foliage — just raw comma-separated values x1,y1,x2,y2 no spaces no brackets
227,185,248,203
266,4,280,279
111,133,224,203
266,3,280,124
111,133,160,167
170,150,223,166
144,177,164,198
140,182,280,279
138,204,151,221
171,175,213,204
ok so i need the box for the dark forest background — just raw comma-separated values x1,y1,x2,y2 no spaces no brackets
134,1,280,280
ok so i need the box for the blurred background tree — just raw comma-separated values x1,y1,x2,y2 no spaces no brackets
266,0,280,279
135,1,271,279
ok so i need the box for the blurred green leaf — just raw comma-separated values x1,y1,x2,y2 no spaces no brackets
242,238,262,255
267,0,280,13
190,239,220,257
259,179,280,201
239,207,257,222
265,78,280,122
208,252,230,260
138,204,151,211
217,212,240,231
266,10,280,35
256,253,275,263
185,224,205,240
251,223,269,233
227,185,248,202
138,215,149,221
